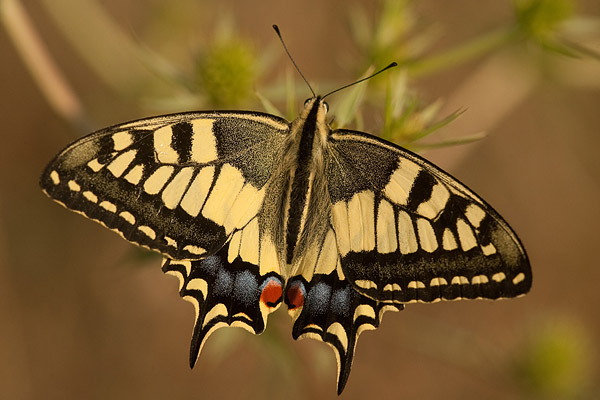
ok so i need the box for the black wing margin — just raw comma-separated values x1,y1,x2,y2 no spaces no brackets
326,129,531,304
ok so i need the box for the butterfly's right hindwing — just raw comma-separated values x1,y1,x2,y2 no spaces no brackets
40,112,290,259
285,270,403,394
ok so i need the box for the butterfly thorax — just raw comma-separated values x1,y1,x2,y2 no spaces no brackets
281,97,331,273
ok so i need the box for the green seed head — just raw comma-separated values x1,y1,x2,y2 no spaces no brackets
196,40,257,107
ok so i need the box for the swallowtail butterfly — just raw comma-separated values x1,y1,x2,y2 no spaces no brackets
40,27,531,395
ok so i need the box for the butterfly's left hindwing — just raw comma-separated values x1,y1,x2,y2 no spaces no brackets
40,111,290,260
325,130,532,304
162,239,284,367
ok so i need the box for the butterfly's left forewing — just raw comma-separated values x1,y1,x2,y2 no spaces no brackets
40,111,290,260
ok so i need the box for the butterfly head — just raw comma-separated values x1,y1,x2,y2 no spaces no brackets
292,96,331,144
297,96,331,136
303,96,329,114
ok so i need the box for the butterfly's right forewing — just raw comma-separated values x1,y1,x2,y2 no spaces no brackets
326,129,532,304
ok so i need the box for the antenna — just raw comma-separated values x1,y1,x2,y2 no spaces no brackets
273,25,316,98
322,62,398,99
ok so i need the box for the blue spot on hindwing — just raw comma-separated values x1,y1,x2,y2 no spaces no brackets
305,282,331,315
232,270,259,306
213,268,233,296
199,255,221,276
330,286,351,317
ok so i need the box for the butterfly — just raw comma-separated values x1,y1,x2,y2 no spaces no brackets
40,27,531,395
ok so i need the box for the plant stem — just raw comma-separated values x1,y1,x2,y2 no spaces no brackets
0,0,88,130
407,25,518,78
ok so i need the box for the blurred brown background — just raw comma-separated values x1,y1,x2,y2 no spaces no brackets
1,0,599,399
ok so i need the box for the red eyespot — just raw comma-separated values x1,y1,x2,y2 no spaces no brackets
260,278,283,307
286,281,305,310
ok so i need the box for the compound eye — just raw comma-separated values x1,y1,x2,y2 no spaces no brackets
323,101,329,112
303,98,312,107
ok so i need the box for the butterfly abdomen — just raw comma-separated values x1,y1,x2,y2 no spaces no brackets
284,98,328,264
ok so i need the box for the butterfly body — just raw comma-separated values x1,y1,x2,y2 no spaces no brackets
41,95,531,394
